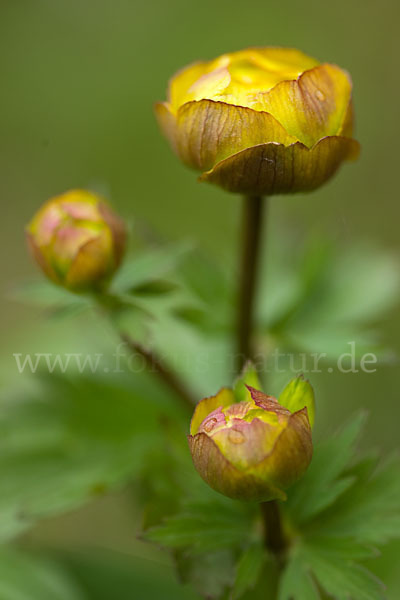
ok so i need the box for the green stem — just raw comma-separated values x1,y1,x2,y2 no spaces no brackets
235,198,287,569
261,500,288,567
236,195,267,373
119,332,195,412
95,293,195,413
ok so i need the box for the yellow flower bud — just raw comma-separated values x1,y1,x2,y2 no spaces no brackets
156,47,359,195
188,385,312,502
26,189,126,292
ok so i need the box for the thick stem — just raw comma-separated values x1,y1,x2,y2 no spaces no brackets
236,195,266,373
261,500,288,565
235,198,287,566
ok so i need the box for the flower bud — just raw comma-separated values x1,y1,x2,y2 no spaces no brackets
188,384,313,502
156,47,359,195
26,189,126,291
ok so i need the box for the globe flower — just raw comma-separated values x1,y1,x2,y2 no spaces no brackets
26,189,126,291
188,384,313,502
155,47,359,195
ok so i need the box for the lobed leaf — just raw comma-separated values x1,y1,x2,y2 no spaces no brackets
284,413,366,523
231,542,266,600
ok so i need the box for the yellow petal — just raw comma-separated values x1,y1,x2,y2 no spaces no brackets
255,64,353,147
26,231,60,284
190,388,234,436
154,102,178,153
167,48,320,112
168,61,211,111
249,408,312,490
200,136,360,195
248,47,319,74
339,98,355,138
66,229,113,290
184,67,231,105
174,100,297,171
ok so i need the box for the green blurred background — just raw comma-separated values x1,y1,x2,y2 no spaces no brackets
1,0,399,597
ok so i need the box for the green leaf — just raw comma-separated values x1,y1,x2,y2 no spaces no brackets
61,550,200,600
0,548,86,600
280,536,385,600
0,371,184,541
177,250,233,333
112,242,192,293
233,362,262,403
261,238,400,361
278,554,320,600
320,457,400,545
278,376,315,427
301,541,386,600
10,280,92,317
176,549,234,599
232,542,266,600
280,414,400,599
145,499,254,553
129,278,179,296
284,413,365,524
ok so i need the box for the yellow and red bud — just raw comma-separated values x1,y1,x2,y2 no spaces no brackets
26,189,126,292
188,381,313,502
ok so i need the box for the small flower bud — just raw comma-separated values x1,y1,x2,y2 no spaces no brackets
188,385,313,502
156,47,359,195
26,189,126,292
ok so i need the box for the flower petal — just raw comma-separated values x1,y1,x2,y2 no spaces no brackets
246,386,291,420
168,61,211,111
250,407,312,489
154,102,178,153
200,136,360,195
174,99,297,171
255,64,353,147
247,47,319,74
26,231,60,283
233,361,262,403
98,201,127,268
190,388,235,436
339,98,355,138
66,229,113,289
211,417,284,470
188,432,287,501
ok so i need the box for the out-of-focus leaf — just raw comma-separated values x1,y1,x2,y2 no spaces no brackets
10,280,92,317
239,558,278,600
320,456,400,545
278,376,315,427
145,499,254,553
233,361,261,403
61,550,200,600
142,312,233,396
112,242,192,293
278,554,320,600
301,541,385,600
0,371,184,542
175,250,234,333
280,538,385,600
176,549,234,600
0,548,86,600
279,414,399,600
260,237,400,361
129,278,179,296
231,542,266,600
284,413,366,523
